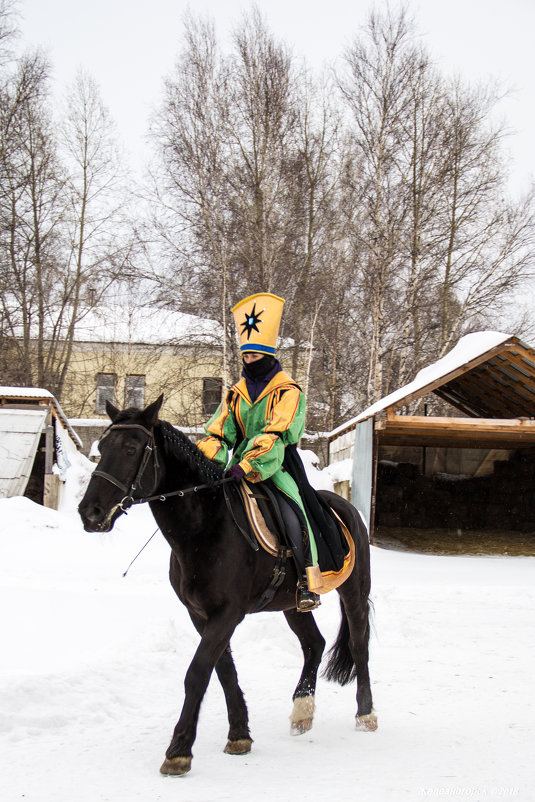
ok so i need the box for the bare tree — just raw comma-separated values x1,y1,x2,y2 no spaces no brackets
0,52,66,388
338,7,416,403
337,5,535,408
147,3,534,431
0,58,136,397
55,70,138,396
149,13,235,387
150,8,304,386
394,49,447,386
432,81,534,353
225,7,297,294
286,70,341,380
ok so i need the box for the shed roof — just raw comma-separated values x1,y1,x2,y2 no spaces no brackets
0,387,82,448
329,331,535,441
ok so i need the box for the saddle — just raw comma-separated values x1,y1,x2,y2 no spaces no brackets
237,481,355,594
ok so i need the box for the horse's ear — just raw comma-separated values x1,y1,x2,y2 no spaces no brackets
142,394,164,428
106,400,121,421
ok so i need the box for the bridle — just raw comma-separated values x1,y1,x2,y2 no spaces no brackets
93,421,233,519
93,422,162,514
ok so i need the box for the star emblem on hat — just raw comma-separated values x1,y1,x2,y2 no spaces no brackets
240,303,263,340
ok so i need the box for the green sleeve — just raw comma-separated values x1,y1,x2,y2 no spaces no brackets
196,391,238,467
238,389,306,482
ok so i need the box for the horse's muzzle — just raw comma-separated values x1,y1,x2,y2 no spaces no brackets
78,501,115,533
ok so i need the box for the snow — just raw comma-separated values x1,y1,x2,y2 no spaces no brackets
0,386,53,399
55,425,96,511
322,457,354,486
1,460,533,801
297,448,335,491
0,387,83,449
329,331,512,438
74,304,223,346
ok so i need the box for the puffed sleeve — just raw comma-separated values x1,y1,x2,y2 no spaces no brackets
196,390,238,467
237,386,305,482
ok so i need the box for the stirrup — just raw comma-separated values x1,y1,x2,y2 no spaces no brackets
296,582,321,613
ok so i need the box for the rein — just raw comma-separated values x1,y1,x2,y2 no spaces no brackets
125,476,233,508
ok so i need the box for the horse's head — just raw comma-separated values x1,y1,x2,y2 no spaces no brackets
78,395,164,532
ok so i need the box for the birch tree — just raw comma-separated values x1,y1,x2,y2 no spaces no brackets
338,8,415,404
287,71,340,380
337,6,535,406
0,53,66,388
55,70,137,397
151,9,302,384
0,60,135,397
150,14,234,387
433,81,534,353
225,7,297,295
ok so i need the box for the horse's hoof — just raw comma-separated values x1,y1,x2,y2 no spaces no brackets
224,738,253,755
290,695,315,736
159,756,192,775
355,710,378,731
290,718,313,735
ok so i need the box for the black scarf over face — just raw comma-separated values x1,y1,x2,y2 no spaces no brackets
242,355,280,403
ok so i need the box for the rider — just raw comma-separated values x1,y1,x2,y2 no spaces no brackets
196,292,325,612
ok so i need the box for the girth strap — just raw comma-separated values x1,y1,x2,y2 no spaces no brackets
251,547,288,613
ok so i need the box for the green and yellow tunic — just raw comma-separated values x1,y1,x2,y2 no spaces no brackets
197,370,318,565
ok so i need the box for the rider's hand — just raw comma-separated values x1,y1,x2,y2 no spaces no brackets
226,464,246,483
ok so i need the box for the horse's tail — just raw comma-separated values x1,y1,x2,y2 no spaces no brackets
322,598,373,686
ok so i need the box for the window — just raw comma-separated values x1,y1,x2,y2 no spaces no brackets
125,375,145,409
202,378,222,418
96,373,116,414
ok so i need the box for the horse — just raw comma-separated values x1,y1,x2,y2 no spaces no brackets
78,395,377,776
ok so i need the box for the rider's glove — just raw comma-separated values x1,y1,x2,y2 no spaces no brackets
226,464,246,483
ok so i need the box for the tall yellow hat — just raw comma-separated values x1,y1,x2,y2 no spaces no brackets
232,293,285,355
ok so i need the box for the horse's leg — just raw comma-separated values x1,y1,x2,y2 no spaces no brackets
217,646,253,755
337,579,377,731
186,610,252,756
160,608,244,776
284,609,326,735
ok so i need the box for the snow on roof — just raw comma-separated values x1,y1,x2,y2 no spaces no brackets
73,304,296,349
6,303,294,350
329,331,512,439
0,386,53,399
0,386,83,448
74,305,223,346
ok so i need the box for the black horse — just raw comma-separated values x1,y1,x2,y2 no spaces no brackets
78,396,377,776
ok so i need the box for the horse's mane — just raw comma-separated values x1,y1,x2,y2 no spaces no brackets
158,419,224,483
105,408,224,484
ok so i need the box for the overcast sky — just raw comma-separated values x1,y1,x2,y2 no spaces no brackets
18,0,535,195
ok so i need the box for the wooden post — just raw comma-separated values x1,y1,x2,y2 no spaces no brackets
369,425,378,545
43,407,59,509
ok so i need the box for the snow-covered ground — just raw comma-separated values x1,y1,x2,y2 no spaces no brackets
1,458,533,801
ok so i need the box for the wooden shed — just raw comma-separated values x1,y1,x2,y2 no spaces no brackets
328,332,535,543
0,387,82,508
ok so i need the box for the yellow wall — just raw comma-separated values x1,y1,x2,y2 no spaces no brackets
62,340,223,425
